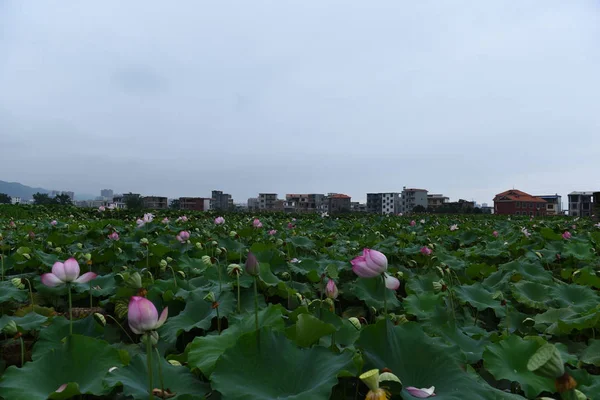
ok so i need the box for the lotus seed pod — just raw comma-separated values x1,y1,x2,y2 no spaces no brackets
127,272,143,289
573,389,587,400
378,371,401,385
140,238,149,245
229,231,238,237
117,247,123,254
23,253,31,260
395,314,409,324
323,297,335,310
94,313,107,326
535,252,543,259
432,281,444,293
215,247,222,256
47,241,53,247
195,242,203,249
220,247,227,253
348,317,361,330
527,343,565,379
280,271,290,280
2,320,18,336
202,255,212,267
160,259,168,269
276,239,284,246
11,278,25,289
166,257,173,263
227,263,242,277
359,369,380,392
295,293,303,303
77,243,83,249
168,360,182,366
203,291,216,303
436,266,445,276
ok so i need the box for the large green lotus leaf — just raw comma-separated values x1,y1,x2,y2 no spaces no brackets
534,308,576,335
557,307,600,333
32,316,104,360
186,304,286,377
562,240,593,260
286,313,336,347
0,281,27,303
498,260,553,284
572,266,600,289
453,283,505,316
551,284,598,312
73,273,117,297
287,236,315,250
580,339,600,366
211,328,354,399
159,290,235,343
483,335,554,398
570,368,600,398
539,227,563,241
511,281,551,310
0,312,47,332
435,253,467,271
358,320,521,399
103,353,209,400
404,274,438,295
403,292,444,320
0,335,122,400
435,325,491,364
344,276,401,311
480,240,509,258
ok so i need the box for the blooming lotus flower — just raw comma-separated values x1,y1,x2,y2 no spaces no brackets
136,219,145,227
50,220,57,226
9,221,16,228
176,215,188,223
325,279,338,299
290,258,300,263
522,227,531,237
108,232,120,241
108,203,116,210
420,246,432,256
406,386,436,398
595,222,600,228
253,218,263,228
562,231,572,240
493,230,499,237
41,258,97,287
127,296,168,334
99,206,106,212
176,230,190,243
287,222,294,229
351,249,399,290
410,220,416,226
268,229,277,235
420,219,425,224
162,217,169,224
214,216,225,225
321,212,329,218
450,224,458,231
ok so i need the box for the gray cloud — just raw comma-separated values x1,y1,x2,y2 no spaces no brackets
1,1,599,204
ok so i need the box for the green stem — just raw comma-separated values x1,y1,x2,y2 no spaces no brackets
253,276,259,331
19,336,24,367
105,315,135,343
89,265,93,309
236,273,241,314
216,307,221,335
168,266,178,288
67,283,73,335
382,275,387,318
1,250,4,281
146,334,154,400
217,260,222,292
24,279,34,308
154,347,164,397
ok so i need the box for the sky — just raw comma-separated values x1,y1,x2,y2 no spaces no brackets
1,1,599,205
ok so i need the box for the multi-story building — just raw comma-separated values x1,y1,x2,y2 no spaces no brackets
142,196,168,209
366,193,382,213
326,193,351,213
427,194,449,209
10,197,21,204
101,189,114,201
493,189,547,216
179,197,211,211
211,190,233,211
536,194,562,216
258,193,278,210
61,191,75,200
400,187,428,213
351,202,367,212
247,198,259,211
366,193,400,214
284,194,325,212
568,191,596,217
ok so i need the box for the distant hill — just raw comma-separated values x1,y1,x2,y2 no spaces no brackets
0,180,50,200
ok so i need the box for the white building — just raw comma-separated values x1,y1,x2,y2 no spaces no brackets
400,187,428,213
11,197,22,204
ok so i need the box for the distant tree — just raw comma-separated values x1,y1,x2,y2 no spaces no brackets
124,193,143,210
33,192,53,205
54,193,73,206
169,199,181,209
412,205,427,213
0,193,11,204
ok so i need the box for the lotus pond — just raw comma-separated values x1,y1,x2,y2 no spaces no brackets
0,207,599,399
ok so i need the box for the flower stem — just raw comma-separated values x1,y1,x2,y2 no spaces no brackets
217,260,222,293
168,266,178,288
67,283,73,335
253,276,259,332
24,278,34,309
146,334,154,400
382,275,387,318
154,347,164,397
19,336,24,367
236,273,241,314
216,307,221,335
105,315,135,343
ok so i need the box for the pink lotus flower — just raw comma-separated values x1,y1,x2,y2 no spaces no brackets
136,218,144,227
99,206,106,212
176,230,191,243
9,221,16,228
351,249,399,290
162,217,169,224
177,215,188,222
253,218,263,228
521,227,531,237
562,231,572,240
325,279,339,299
108,203,116,210
50,220,57,226
41,258,97,287
28,231,35,240
410,220,416,227
288,222,294,229
420,246,432,256
127,296,168,334
136,213,154,227
493,231,499,237
572,224,577,230
406,386,436,398
214,216,225,225
268,229,277,235
108,232,120,241
290,258,300,263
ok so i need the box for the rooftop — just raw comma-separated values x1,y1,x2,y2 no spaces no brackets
404,188,428,192
568,191,596,195
329,194,351,199
494,189,546,203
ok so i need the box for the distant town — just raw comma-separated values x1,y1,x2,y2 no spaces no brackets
3,186,599,217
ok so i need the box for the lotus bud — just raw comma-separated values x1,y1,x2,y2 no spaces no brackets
23,253,31,260
54,247,62,253
379,371,402,385
177,271,186,279
141,331,159,346
227,264,243,277
140,238,149,245
127,272,143,289
348,317,361,330
77,243,83,249
195,242,203,249
11,278,25,290
166,257,173,263
229,231,238,238
117,247,123,254
168,360,182,366
94,313,107,326
215,247,222,256
84,253,92,261
202,255,213,267
47,241,53,247
2,320,18,336
245,252,259,276
160,259,168,269
527,343,565,379
276,239,283,246
280,271,290,280
203,291,216,303
436,266,445,276
211,241,218,246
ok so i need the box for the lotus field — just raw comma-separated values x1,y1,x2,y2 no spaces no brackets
1,207,600,400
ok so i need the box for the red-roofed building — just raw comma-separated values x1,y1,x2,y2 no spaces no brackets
493,189,547,216
326,193,351,213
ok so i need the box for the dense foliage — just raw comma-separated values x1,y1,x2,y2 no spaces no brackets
0,205,599,399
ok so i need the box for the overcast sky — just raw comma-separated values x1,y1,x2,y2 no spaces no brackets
1,1,599,204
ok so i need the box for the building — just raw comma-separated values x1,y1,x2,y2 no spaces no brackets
326,193,351,213
247,198,259,211
427,194,449,209
10,197,21,204
366,193,382,213
142,196,168,209
258,193,278,210
180,197,211,211
211,190,233,211
493,189,547,216
568,191,596,217
351,202,367,212
536,194,562,216
401,187,428,213
100,189,114,201
61,191,75,201
366,193,401,214
447,199,475,211
284,194,325,212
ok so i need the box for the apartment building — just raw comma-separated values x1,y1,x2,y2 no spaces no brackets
284,194,325,212
179,197,211,211
493,189,547,216
536,194,562,216
568,191,596,217
247,197,259,211
212,190,233,211
427,194,449,209
351,202,367,212
366,193,401,214
259,193,278,210
326,193,351,213
142,196,168,209
400,187,428,213
100,189,114,200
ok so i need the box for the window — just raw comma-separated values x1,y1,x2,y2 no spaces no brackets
530,211,533,216
516,202,520,208
548,204,554,209
529,203,533,208
515,211,520,215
